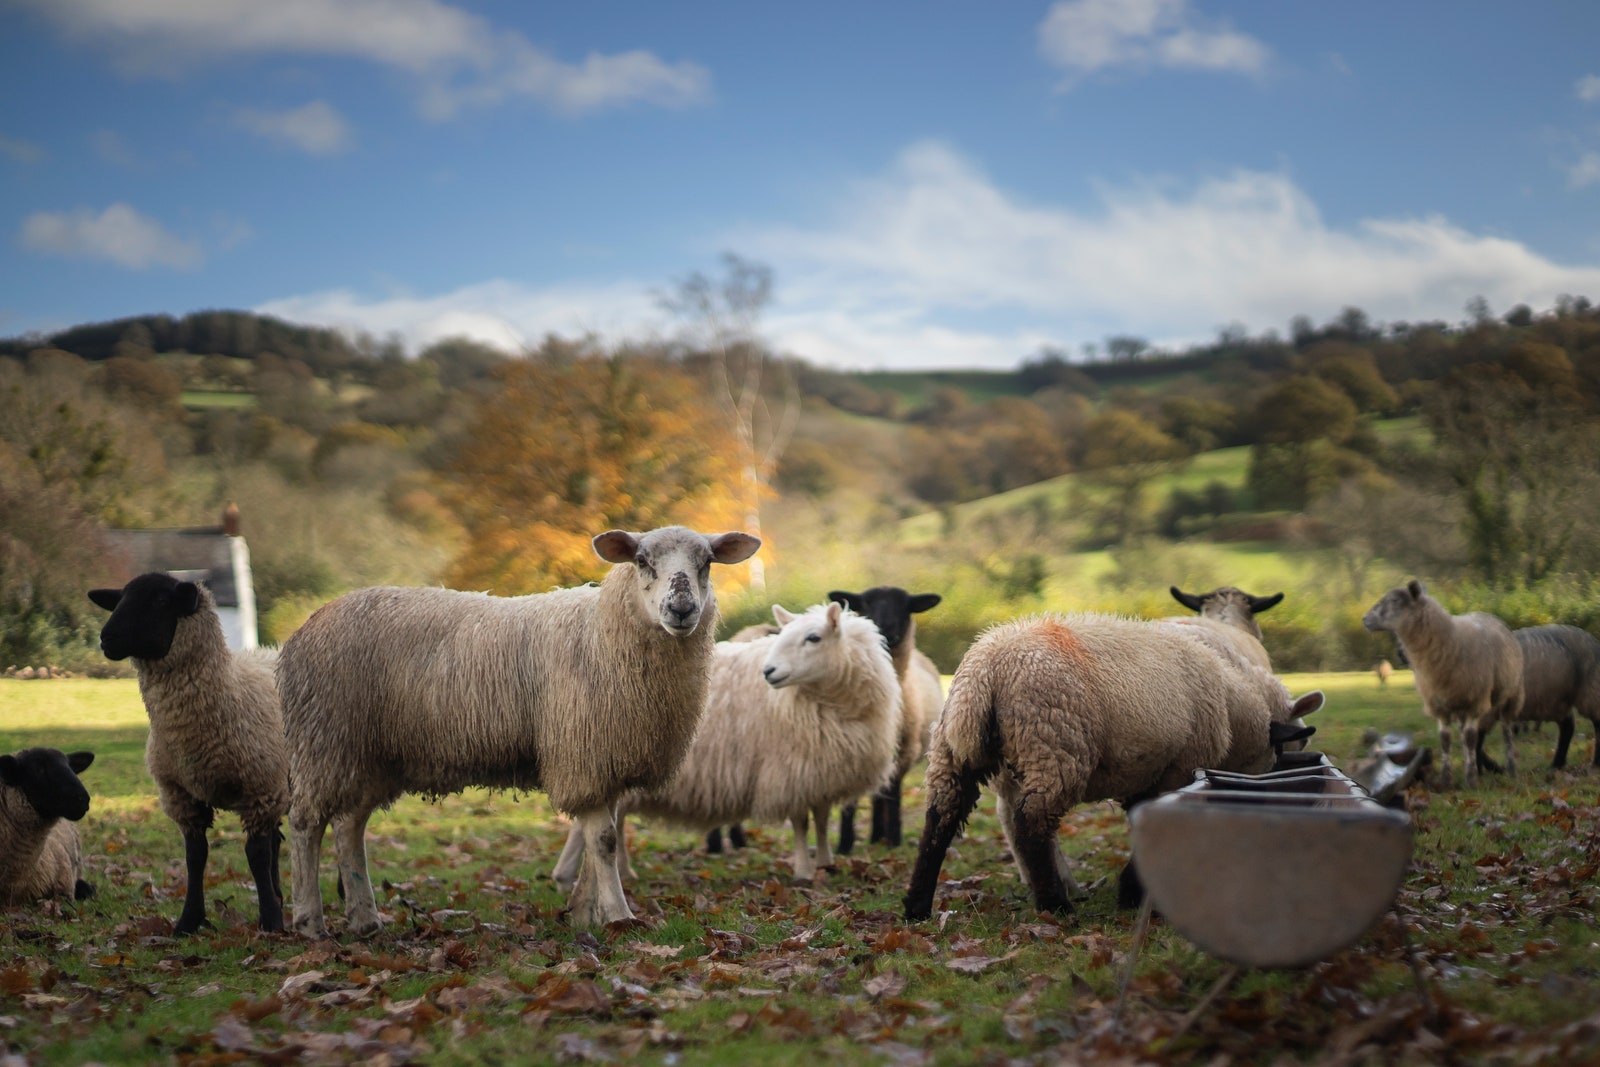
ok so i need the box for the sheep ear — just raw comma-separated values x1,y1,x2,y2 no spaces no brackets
1270,722,1316,749
1247,592,1284,614
0,754,18,786
592,530,641,564
174,582,203,616
1170,587,1204,612
1292,691,1324,718
772,605,796,626
708,532,761,565
908,594,942,613
88,588,122,612
1406,579,1424,599
67,751,95,774
824,601,842,629
828,590,864,614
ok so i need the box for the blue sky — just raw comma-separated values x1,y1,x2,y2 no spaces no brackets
3,0,1599,370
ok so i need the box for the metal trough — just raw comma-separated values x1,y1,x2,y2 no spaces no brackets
1128,756,1414,969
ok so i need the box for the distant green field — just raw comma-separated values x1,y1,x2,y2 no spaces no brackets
181,389,257,409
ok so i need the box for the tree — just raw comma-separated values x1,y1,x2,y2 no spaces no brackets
443,346,744,594
1245,375,1361,511
661,254,797,591
1078,409,1184,543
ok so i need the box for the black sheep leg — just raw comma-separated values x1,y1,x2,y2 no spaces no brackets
903,767,982,921
1011,798,1073,916
245,831,284,932
728,823,746,848
837,803,858,856
705,827,724,854
175,828,210,934
1551,716,1576,770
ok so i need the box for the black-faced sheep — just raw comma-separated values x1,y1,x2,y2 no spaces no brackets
0,747,95,905
903,613,1322,921
555,601,901,886
88,573,288,933
827,586,944,852
1475,625,1600,772
277,526,760,936
1168,585,1283,671
1362,580,1523,789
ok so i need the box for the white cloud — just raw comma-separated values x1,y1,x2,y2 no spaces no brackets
233,100,351,155
18,203,202,269
0,135,44,163
1038,0,1268,83
1577,74,1600,103
19,0,710,117
1570,152,1600,189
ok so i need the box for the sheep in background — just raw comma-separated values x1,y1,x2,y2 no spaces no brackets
1167,585,1284,671
1475,625,1600,772
0,747,95,905
556,600,900,886
1362,580,1523,788
89,573,287,933
1377,660,1394,686
827,586,944,851
278,526,760,936
904,613,1322,920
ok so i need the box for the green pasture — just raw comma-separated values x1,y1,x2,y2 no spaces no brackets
1,675,1597,1066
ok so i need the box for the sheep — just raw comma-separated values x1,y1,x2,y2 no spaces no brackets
554,600,901,886
903,613,1323,921
1167,585,1283,671
1474,625,1600,772
0,747,95,905
1377,660,1394,686
277,526,760,936
88,573,288,933
827,586,945,852
1361,580,1523,789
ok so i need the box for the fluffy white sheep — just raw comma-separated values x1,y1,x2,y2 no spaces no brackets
1362,580,1523,788
0,747,95,905
1167,585,1283,671
555,600,901,885
904,613,1322,920
277,526,759,936
89,573,288,933
827,587,945,851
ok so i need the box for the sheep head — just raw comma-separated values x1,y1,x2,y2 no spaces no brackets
827,586,941,652
1361,580,1427,635
593,526,760,638
88,572,205,663
762,602,846,689
0,748,94,822
1169,585,1283,640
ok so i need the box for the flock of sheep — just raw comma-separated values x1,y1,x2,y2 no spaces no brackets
3,525,1598,942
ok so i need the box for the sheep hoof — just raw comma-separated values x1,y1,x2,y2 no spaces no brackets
346,914,383,938
790,876,815,888
291,915,330,940
553,874,576,894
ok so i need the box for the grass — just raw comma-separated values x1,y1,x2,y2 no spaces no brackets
2,676,1598,1065
180,390,257,410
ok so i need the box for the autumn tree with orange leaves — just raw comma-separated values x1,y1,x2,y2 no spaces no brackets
442,344,746,594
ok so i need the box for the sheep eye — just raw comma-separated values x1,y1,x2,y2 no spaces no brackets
805,633,821,644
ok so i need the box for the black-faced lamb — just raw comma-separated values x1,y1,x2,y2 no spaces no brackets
903,613,1322,921
88,573,287,933
827,586,944,852
1362,580,1523,788
277,526,759,936
0,747,95,905
1475,625,1600,772
554,600,901,886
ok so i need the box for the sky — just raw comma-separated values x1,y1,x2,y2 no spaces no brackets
3,0,1600,371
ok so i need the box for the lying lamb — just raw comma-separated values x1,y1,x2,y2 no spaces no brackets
1362,580,1523,788
556,600,901,885
0,747,95,905
827,586,944,851
904,613,1322,920
89,573,288,932
278,526,759,935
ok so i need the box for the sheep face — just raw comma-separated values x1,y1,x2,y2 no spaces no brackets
592,526,760,637
762,602,845,689
0,748,94,822
1170,586,1283,639
1361,580,1426,634
828,586,941,651
88,572,204,662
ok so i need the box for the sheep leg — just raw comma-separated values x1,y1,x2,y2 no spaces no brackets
1499,718,1518,777
1009,793,1073,916
869,792,888,846
705,828,725,854
567,807,634,927
333,810,382,937
811,804,834,871
1461,719,1481,789
243,831,284,933
616,815,635,882
175,827,211,934
728,823,746,849
997,791,1083,900
1548,716,1575,769
288,810,330,939
885,779,904,848
903,765,983,921
553,823,584,893
790,810,817,883
1434,720,1454,790
837,803,858,856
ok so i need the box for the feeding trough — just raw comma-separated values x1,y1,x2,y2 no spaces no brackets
1128,756,1414,969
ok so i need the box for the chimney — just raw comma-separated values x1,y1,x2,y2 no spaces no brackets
223,501,241,537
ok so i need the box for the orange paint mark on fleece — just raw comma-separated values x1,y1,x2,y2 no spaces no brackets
1038,619,1089,662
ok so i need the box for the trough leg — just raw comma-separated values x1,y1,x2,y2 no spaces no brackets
176,826,211,935
243,830,284,933
903,765,983,921
553,823,584,892
288,808,330,939
1551,716,1575,770
566,806,634,927
811,804,834,871
790,809,817,883
333,810,381,937
837,803,858,856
